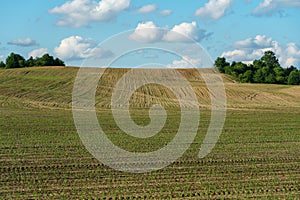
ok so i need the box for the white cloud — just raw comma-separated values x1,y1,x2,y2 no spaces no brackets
163,21,203,42
7,38,39,47
194,0,233,20
252,35,273,47
54,36,113,60
130,21,208,43
284,43,300,67
129,21,164,43
28,48,49,58
49,0,130,27
253,0,300,16
221,35,300,67
167,56,202,68
234,35,273,48
0,55,5,61
160,10,172,16
136,4,157,14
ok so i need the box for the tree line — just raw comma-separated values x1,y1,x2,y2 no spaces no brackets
0,52,65,69
215,51,300,85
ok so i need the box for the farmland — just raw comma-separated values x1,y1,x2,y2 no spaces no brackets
0,67,299,199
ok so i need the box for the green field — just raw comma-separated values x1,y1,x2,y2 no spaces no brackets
0,67,299,199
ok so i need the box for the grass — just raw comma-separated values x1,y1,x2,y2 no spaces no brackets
0,67,299,199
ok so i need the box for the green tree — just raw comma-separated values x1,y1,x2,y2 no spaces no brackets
239,70,254,83
5,53,25,69
265,73,276,84
214,57,229,73
1,52,65,69
288,70,300,85
232,62,248,75
224,65,233,76
40,54,54,66
214,50,298,85
26,56,35,67
253,68,264,83
252,51,280,84
253,59,264,70
0,61,5,68
260,51,280,69
18,59,26,68
54,58,65,66
285,66,297,77
274,66,285,84
253,66,276,84
34,54,65,66
263,66,276,84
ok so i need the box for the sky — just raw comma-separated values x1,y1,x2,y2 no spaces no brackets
1,0,300,68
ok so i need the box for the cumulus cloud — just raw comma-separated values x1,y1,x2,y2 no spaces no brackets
221,35,300,67
28,48,49,58
253,0,300,16
49,0,130,27
167,56,202,68
284,43,300,67
7,38,39,47
163,21,205,42
130,21,209,43
234,35,273,49
129,21,165,43
194,0,233,20
54,36,113,60
160,10,172,16
0,55,5,61
136,4,157,14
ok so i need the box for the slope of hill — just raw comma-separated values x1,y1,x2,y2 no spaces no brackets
0,66,299,111
0,67,299,199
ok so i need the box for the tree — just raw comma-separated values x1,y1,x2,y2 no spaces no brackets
0,61,5,68
253,59,264,70
18,59,26,68
253,68,263,83
214,50,299,85
224,65,233,75
0,52,65,69
232,62,248,75
35,54,51,66
26,56,35,67
5,53,25,69
239,70,254,83
54,58,65,66
248,51,280,84
260,51,280,69
288,70,300,85
214,57,230,73
265,73,276,84
274,66,285,84
285,66,297,77
34,54,65,66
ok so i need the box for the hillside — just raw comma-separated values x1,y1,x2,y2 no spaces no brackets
0,66,299,111
1,66,299,199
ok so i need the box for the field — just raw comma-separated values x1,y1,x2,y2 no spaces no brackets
0,67,299,199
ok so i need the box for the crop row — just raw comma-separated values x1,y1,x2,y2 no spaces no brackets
1,181,299,199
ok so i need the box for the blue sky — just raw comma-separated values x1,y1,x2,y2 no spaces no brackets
1,0,300,68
